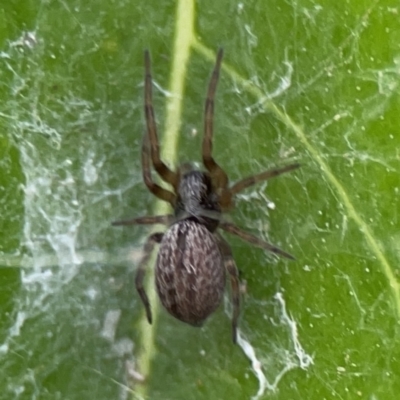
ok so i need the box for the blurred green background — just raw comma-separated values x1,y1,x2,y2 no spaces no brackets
1,0,400,399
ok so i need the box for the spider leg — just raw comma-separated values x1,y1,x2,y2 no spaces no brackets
112,214,173,226
135,232,164,324
144,50,179,191
220,221,295,260
219,163,300,210
202,48,229,190
229,163,300,196
141,134,176,205
216,233,240,344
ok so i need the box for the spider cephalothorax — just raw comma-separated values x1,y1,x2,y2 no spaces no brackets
175,170,221,232
113,49,299,343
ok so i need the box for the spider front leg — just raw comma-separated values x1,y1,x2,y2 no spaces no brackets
135,232,164,324
202,48,229,191
141,127,177,206
217,234,240,344
144,50,179,192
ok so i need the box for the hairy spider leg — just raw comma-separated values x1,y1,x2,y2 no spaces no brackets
141,133,176,205
202,48,229,191
112,214,173,226
144,50,179,192
216,234,240,343
229,163,301,196
111,139,175,226
220,221,295,260
135,232,164,324
219,163,301,210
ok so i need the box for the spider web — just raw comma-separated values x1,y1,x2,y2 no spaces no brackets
1,1,400,400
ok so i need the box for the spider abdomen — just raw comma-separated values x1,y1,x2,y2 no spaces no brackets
155,220,225,326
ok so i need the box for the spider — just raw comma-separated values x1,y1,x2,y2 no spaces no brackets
113,49,300,343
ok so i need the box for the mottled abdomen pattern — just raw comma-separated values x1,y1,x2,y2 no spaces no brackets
155,220,225,326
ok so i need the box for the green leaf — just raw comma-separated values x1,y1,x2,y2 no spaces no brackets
1,0,399,399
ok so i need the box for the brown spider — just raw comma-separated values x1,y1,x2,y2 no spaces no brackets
113,49,300,343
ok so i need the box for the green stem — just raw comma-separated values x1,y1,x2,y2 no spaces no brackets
135,0,195,397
